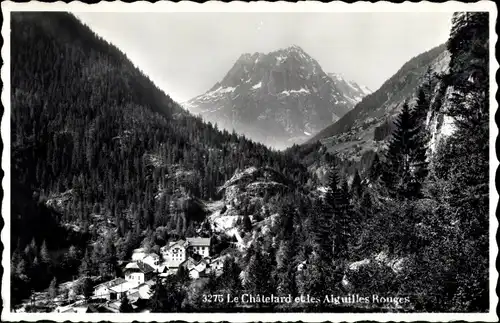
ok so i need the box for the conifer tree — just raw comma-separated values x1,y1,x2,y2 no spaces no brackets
413,88,430,126
369,153,383,182
40,240,50,265
149,277,169,313
276,240,298,297
219,257,242,294
311,199,332,261
383,102,428,199
119,294,134,313
351,170,363,198
48,277,58,299
242,213,252,233
246,248,273,295
333,180,352,260
176,265,190,285
78,251,91,278
80,277,94,300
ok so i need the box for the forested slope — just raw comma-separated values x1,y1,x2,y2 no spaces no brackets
10,11,311,304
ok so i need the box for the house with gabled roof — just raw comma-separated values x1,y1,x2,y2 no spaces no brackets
160,237,211,270
180,256,210,279
186,237,211,258
209,254,231,276
160,240,188,269
141,253,160,269
124,261,155,285
93,277,136,301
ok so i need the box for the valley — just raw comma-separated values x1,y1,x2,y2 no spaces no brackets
7,10,491,315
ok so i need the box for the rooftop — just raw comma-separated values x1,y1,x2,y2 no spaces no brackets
186,237,211,246
94,277,127,289
144,253,159,259
124,261,155,274
161,240,187,251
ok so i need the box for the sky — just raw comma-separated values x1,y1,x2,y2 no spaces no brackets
75,12,453,103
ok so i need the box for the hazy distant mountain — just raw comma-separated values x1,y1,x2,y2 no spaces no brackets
183,45,371,149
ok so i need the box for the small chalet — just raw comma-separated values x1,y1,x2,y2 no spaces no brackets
209,254,230,275
93,278,136,301
180,257,210,279
141,253,160,269
186,237,211,258
123,262,155,285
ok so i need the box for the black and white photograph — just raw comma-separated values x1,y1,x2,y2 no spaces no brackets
1,1,497,321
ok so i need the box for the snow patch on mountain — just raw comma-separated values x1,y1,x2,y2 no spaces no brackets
280,88,310,96
251,81,262,90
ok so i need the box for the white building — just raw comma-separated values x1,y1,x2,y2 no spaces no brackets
160,240,188,268
93,278,136,301
209,254,230,275
187,237,211,258
180,257,210,279
160,237,211,270
141,253,161,269
124,262,155,285
131,248,147,262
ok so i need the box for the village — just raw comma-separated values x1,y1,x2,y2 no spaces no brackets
23,237,230,313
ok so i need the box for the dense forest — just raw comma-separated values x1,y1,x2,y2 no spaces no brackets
9,11,489,313
9,11,313,305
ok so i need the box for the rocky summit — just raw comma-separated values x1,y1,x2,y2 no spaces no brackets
183,45,371,149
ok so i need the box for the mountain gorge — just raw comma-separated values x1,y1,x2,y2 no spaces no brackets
184,46,371,149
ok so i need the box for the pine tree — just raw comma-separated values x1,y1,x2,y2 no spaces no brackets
40,240,50,265
104,237,118,278
48,277,58,299
242,213,252,233
149,277,169,312
383,102,428,199
119,294,134,313
176,265,190,285
78,251,91,278
333,180,352,261
369,153,383,182
311,199,333,261
220,257,242,294
360,191,373,220
80,277,94,300
11,247,22,274
246,248,273,296
413,88,430,126
351,170,363,198
276,240,298,297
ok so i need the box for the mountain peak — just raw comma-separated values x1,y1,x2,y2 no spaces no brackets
327,72,372,100
274,44,311,59
285,44,305,52
184,45,373,149
237,45,310,64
